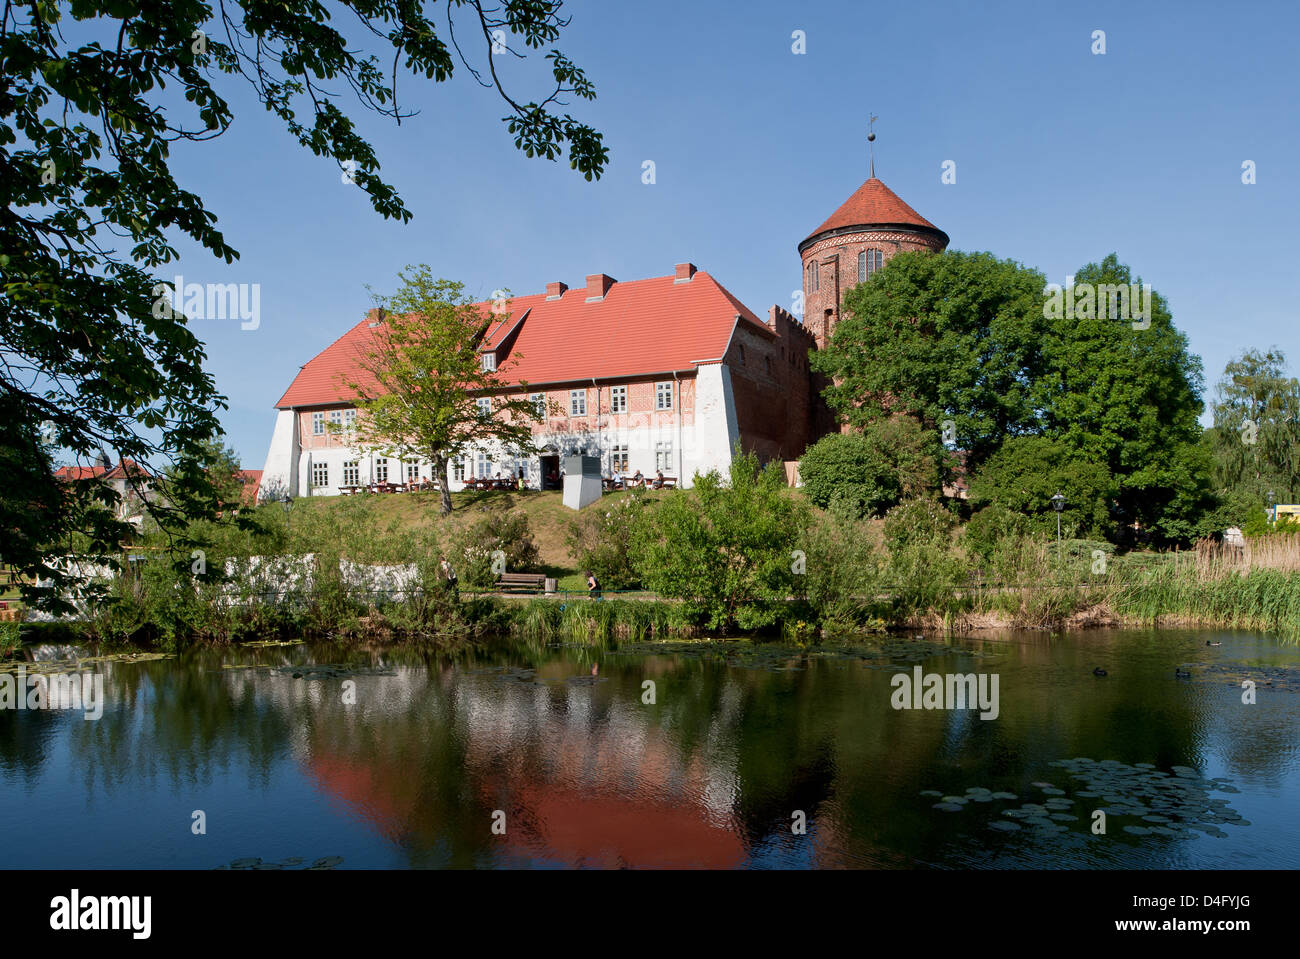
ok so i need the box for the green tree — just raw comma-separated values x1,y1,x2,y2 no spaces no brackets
967,436,1114,539
2,0,604,600
630,451,807,631
1038,255,1209,542
341,267,543,514
798,415,942,519
1206,348,1300,506
812,250,1049,468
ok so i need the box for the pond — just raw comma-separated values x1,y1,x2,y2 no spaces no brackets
2,628,1297,869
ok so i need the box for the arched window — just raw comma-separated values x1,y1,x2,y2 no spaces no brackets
857,252,866,283
864,248,884,280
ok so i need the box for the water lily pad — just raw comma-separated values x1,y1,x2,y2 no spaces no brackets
1123,825,1151,836
230,857,261,869
991,792,1018,800
311,856,345,868
919,790,943,797
940,796,968,805
989,820,1021,832
1048,812,1078,821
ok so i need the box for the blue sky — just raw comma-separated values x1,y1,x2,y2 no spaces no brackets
161,0,1300,468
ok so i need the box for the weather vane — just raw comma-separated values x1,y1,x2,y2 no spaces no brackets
867,114,878,178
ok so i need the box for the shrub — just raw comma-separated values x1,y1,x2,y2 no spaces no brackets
452,510,539,587
798,415,942,519
883,496,958,552
963,504,1031,563
798,509,885,626
565,488,648,590
630,449,808,631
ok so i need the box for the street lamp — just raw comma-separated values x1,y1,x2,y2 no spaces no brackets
1050,492,1065,547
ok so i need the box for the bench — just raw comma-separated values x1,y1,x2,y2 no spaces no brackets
495,572,547,594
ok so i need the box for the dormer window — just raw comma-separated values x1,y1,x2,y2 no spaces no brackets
481,352,496,372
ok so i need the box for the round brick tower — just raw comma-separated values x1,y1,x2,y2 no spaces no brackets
799,177,948,350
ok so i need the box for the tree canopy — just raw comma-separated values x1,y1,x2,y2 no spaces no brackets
340,266,541,513
1206,348,1300,506
812,250,1213,545
2,0,604,597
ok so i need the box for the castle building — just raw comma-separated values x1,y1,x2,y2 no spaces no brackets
799,177,949,351
260,173,946,497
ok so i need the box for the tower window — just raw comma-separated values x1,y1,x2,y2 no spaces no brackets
864,248,884,280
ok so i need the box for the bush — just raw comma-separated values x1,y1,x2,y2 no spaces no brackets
963,504,1031,562
883,496,958,552
630,449,808,631
798,415,942,519
798,510,885,628
565,488,648,589
452,510,539,588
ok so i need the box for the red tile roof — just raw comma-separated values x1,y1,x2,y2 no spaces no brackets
274,269,775,409
53,465,108,481
53,460,151,481
237,470,262,505
802,177,947,247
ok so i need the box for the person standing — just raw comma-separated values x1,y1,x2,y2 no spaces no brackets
585,570,602,600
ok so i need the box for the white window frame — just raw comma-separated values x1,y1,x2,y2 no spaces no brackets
530,392,546,419
570,389,587,416
343,409,357,429
611,444,629,472
481,352,496,372
476,397,492,418
312,411,325,435
311,461,329,489
406,461,420,483
655,441,673,472
342,461,359,486
656,381,673,410
475,452,489,478
374,458,388,483
610,385,627,414
453,459,466,482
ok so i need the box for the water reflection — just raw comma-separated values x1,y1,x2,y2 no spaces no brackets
1,629,1297,869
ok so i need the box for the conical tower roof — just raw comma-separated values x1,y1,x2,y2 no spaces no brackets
800,177,948,252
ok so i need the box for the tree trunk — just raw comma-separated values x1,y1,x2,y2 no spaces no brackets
436,455,453,514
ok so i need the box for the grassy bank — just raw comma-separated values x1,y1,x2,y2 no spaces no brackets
7,488,1300,649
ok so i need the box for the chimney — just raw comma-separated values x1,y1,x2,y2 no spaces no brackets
545,281,568,300
585,273,616,302
367,307,385,328
674,262,697,284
